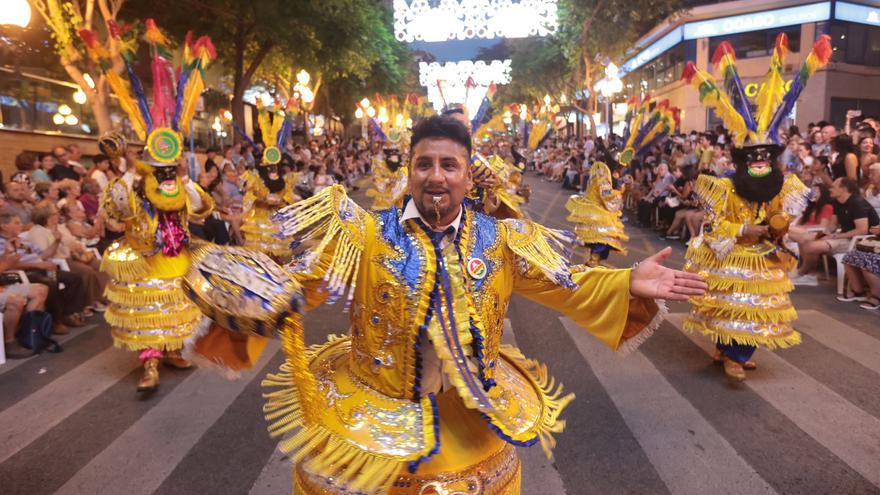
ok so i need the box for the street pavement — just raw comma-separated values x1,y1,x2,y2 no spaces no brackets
1,173,879,495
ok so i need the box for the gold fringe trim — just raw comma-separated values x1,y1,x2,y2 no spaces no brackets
502,219,573,286
695,174,731,216
100,249,150,282
105,305,202,330
692,300,797,323
104,285,190,307
703,276,793,295
261,334,407,495
274,185,366,303
682,318,802,349
500,345,575,460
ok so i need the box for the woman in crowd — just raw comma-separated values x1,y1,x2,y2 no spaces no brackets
831,134,860,181
34,153,54,182
788,184,835,243
60,203,103,249
858,136,878,184
34,181,60,209
312,162,334,194
864,162,880,210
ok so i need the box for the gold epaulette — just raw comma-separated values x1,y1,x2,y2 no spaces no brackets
779,174,810,217
695,174,732,216
502,219,575,288
274,185,368,302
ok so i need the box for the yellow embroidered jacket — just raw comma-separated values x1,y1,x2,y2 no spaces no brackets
261,185,663,492
565,161,628,253
240,170,299,259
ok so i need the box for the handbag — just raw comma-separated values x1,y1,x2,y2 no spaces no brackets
16,310,61,354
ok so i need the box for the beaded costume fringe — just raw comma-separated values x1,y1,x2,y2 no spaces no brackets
275,185,365,303
105,305,203,330
693,299,797,322
100,251,150,282
262,334,409,495
104,284,191,307
682,318,802,349
502,219,575,287
617,300,668,356
499,345,575,459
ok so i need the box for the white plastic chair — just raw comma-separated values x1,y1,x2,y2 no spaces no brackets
831,235,872,295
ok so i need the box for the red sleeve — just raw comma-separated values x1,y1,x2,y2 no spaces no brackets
819,203,834,221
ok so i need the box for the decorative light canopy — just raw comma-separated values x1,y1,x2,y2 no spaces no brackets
394,0,558,42
419,59,511,116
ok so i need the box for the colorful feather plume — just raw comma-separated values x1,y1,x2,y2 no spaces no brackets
682,62,750,146
78,29,149,140
767,34,832,143
620,97,679,164
173,33,216,135
755,33,789,139
711,42,756,132
145,19,176,129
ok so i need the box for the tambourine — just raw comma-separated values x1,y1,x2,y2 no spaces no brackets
183,244,302,336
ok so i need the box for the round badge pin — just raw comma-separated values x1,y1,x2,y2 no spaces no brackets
466,257,488,280
263,146,282,165
146,127,182,164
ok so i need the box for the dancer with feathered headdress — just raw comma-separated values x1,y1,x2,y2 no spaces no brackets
681,34,830,382
80,20,217,392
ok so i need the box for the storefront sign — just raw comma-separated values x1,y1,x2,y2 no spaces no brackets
683,2,831,40
744,80,794,98
835,1,880,27
620,26,684,76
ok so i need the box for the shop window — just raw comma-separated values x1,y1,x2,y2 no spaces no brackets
823,21,880,67
708,26,801,59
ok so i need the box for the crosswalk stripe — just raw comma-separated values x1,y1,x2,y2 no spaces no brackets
53,341,281,495
559,317,776,495
667,313,880,488
0,345,136,464
502,319,569,495
793,309,880,376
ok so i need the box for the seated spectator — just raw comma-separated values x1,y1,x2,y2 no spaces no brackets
831,134,860,182
661,170,698,240
89,154,112,191
26,206,108,314
794,177,880,285
34,181,60,209
839,224,880,308
33,153,54,183
0,212,87,332
1,251,49,359
313,162,334,194
1,181,33,225
858,136,878,184
637,162,674,227
14,152,40,182
79,179,101,220
50,145,84,181
788,184,835,243
864,162,880,211
60,203,103,249
56,179,84,212
190,170,231,245
212,163,243,244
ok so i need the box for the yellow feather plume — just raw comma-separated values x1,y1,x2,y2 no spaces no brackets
755,33,789,139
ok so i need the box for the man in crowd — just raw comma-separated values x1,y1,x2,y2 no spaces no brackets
1,182,33,226
794,177,880,285
50,145,84,181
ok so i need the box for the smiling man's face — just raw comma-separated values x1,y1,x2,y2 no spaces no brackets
409,137,472,228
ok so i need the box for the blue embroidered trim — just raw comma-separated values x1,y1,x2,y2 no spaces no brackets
408,393,441,473
380,207,422,292
469,317,496,391
481,413,539,447
412,286,437,401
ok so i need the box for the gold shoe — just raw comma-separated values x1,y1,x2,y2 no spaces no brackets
743,360,757,370
137,358,160,392
723,358,746,382
163,350,193,369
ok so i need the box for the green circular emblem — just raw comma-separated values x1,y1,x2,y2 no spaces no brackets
263,146,282,165
146,127,182,164
619,148,634,165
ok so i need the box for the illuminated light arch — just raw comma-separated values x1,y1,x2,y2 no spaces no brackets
394,0,558,42
419,60,512,116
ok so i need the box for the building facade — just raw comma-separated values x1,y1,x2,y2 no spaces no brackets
618,0,880,132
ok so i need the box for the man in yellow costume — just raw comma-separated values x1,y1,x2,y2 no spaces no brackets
566,161,628,266
189,116,706,494
681,34,829,381
83,21,216,391
241,108,299,260
366,147,408,210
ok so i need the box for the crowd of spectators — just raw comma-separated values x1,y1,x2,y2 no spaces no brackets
532,114,880,313
0,135,380,359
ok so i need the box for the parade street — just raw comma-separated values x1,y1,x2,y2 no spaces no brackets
1,174,878,495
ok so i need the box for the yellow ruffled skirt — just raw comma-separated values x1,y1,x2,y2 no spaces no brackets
101,241,203,351
565,196,627,253
683,239,801,349
293,390,521,495
241,205,291,260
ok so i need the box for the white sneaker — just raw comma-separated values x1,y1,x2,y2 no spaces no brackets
791,274,819,286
